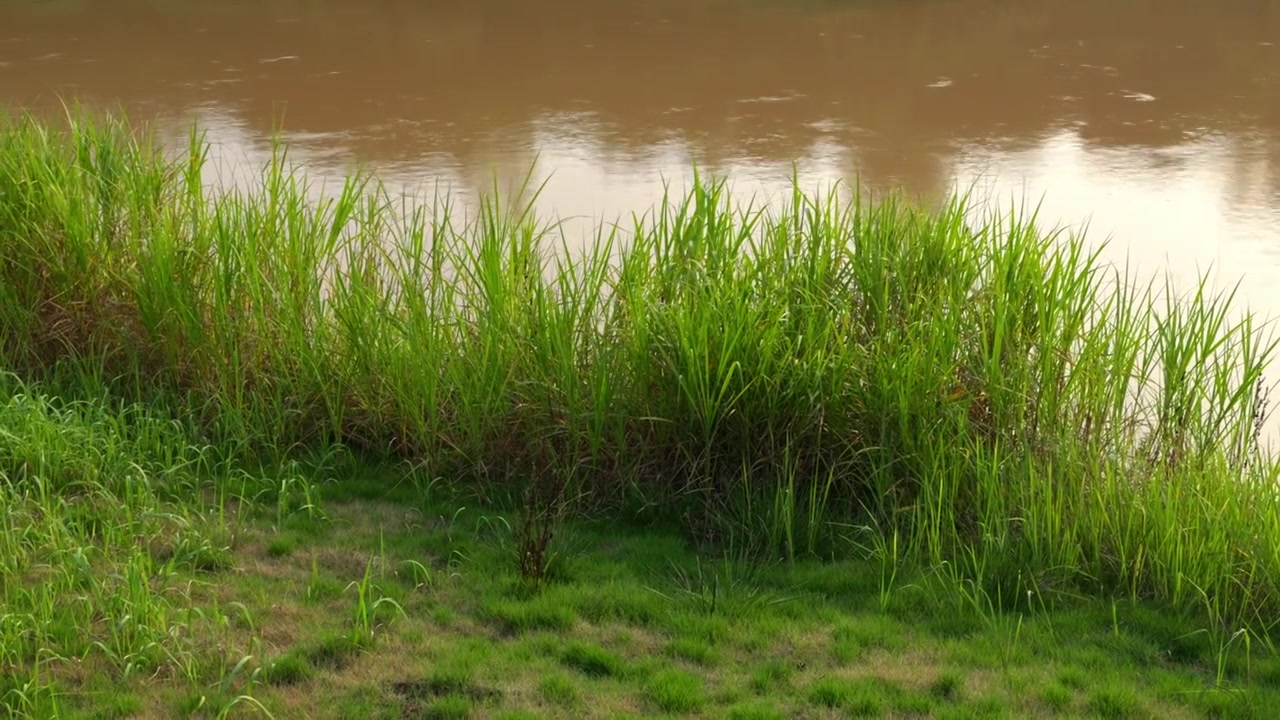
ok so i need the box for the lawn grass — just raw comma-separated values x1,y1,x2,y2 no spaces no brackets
4,109,1280,716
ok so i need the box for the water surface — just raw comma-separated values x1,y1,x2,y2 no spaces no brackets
2,0,1278,304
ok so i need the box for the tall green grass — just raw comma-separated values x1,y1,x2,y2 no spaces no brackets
0,369,240,714
3,111,1280,631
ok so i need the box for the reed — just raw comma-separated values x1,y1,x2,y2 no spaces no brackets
3,109,1279,632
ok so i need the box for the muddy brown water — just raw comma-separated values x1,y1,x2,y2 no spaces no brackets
2,0,1279,306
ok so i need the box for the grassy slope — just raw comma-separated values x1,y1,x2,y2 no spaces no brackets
3,377,1279,719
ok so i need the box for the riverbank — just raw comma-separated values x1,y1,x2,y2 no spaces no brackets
2,375,1277,718
3,111,1280,716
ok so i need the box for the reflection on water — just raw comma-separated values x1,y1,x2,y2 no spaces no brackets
1,0,1279,305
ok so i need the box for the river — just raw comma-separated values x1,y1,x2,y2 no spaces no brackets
2,0,1278,309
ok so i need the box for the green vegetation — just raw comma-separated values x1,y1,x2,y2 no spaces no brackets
3,110,1280,716
1,381,1279,717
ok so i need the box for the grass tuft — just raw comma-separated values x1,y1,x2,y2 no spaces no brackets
645,668,705,713
666,637,719,666
260,652,314,686
559,642,625,678
1088,683,1143,719
303,634,364,670
537,673,582,708
808,676,853,708
483,598,577,635
930,671,965,702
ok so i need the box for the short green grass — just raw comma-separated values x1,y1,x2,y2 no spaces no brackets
2,379,1280,717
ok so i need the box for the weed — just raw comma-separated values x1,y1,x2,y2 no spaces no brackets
347,557,406,642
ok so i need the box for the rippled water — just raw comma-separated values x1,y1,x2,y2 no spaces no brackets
2,0,1278,305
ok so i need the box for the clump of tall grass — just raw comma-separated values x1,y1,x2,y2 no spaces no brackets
3,110,1279,631
0,371,250,714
